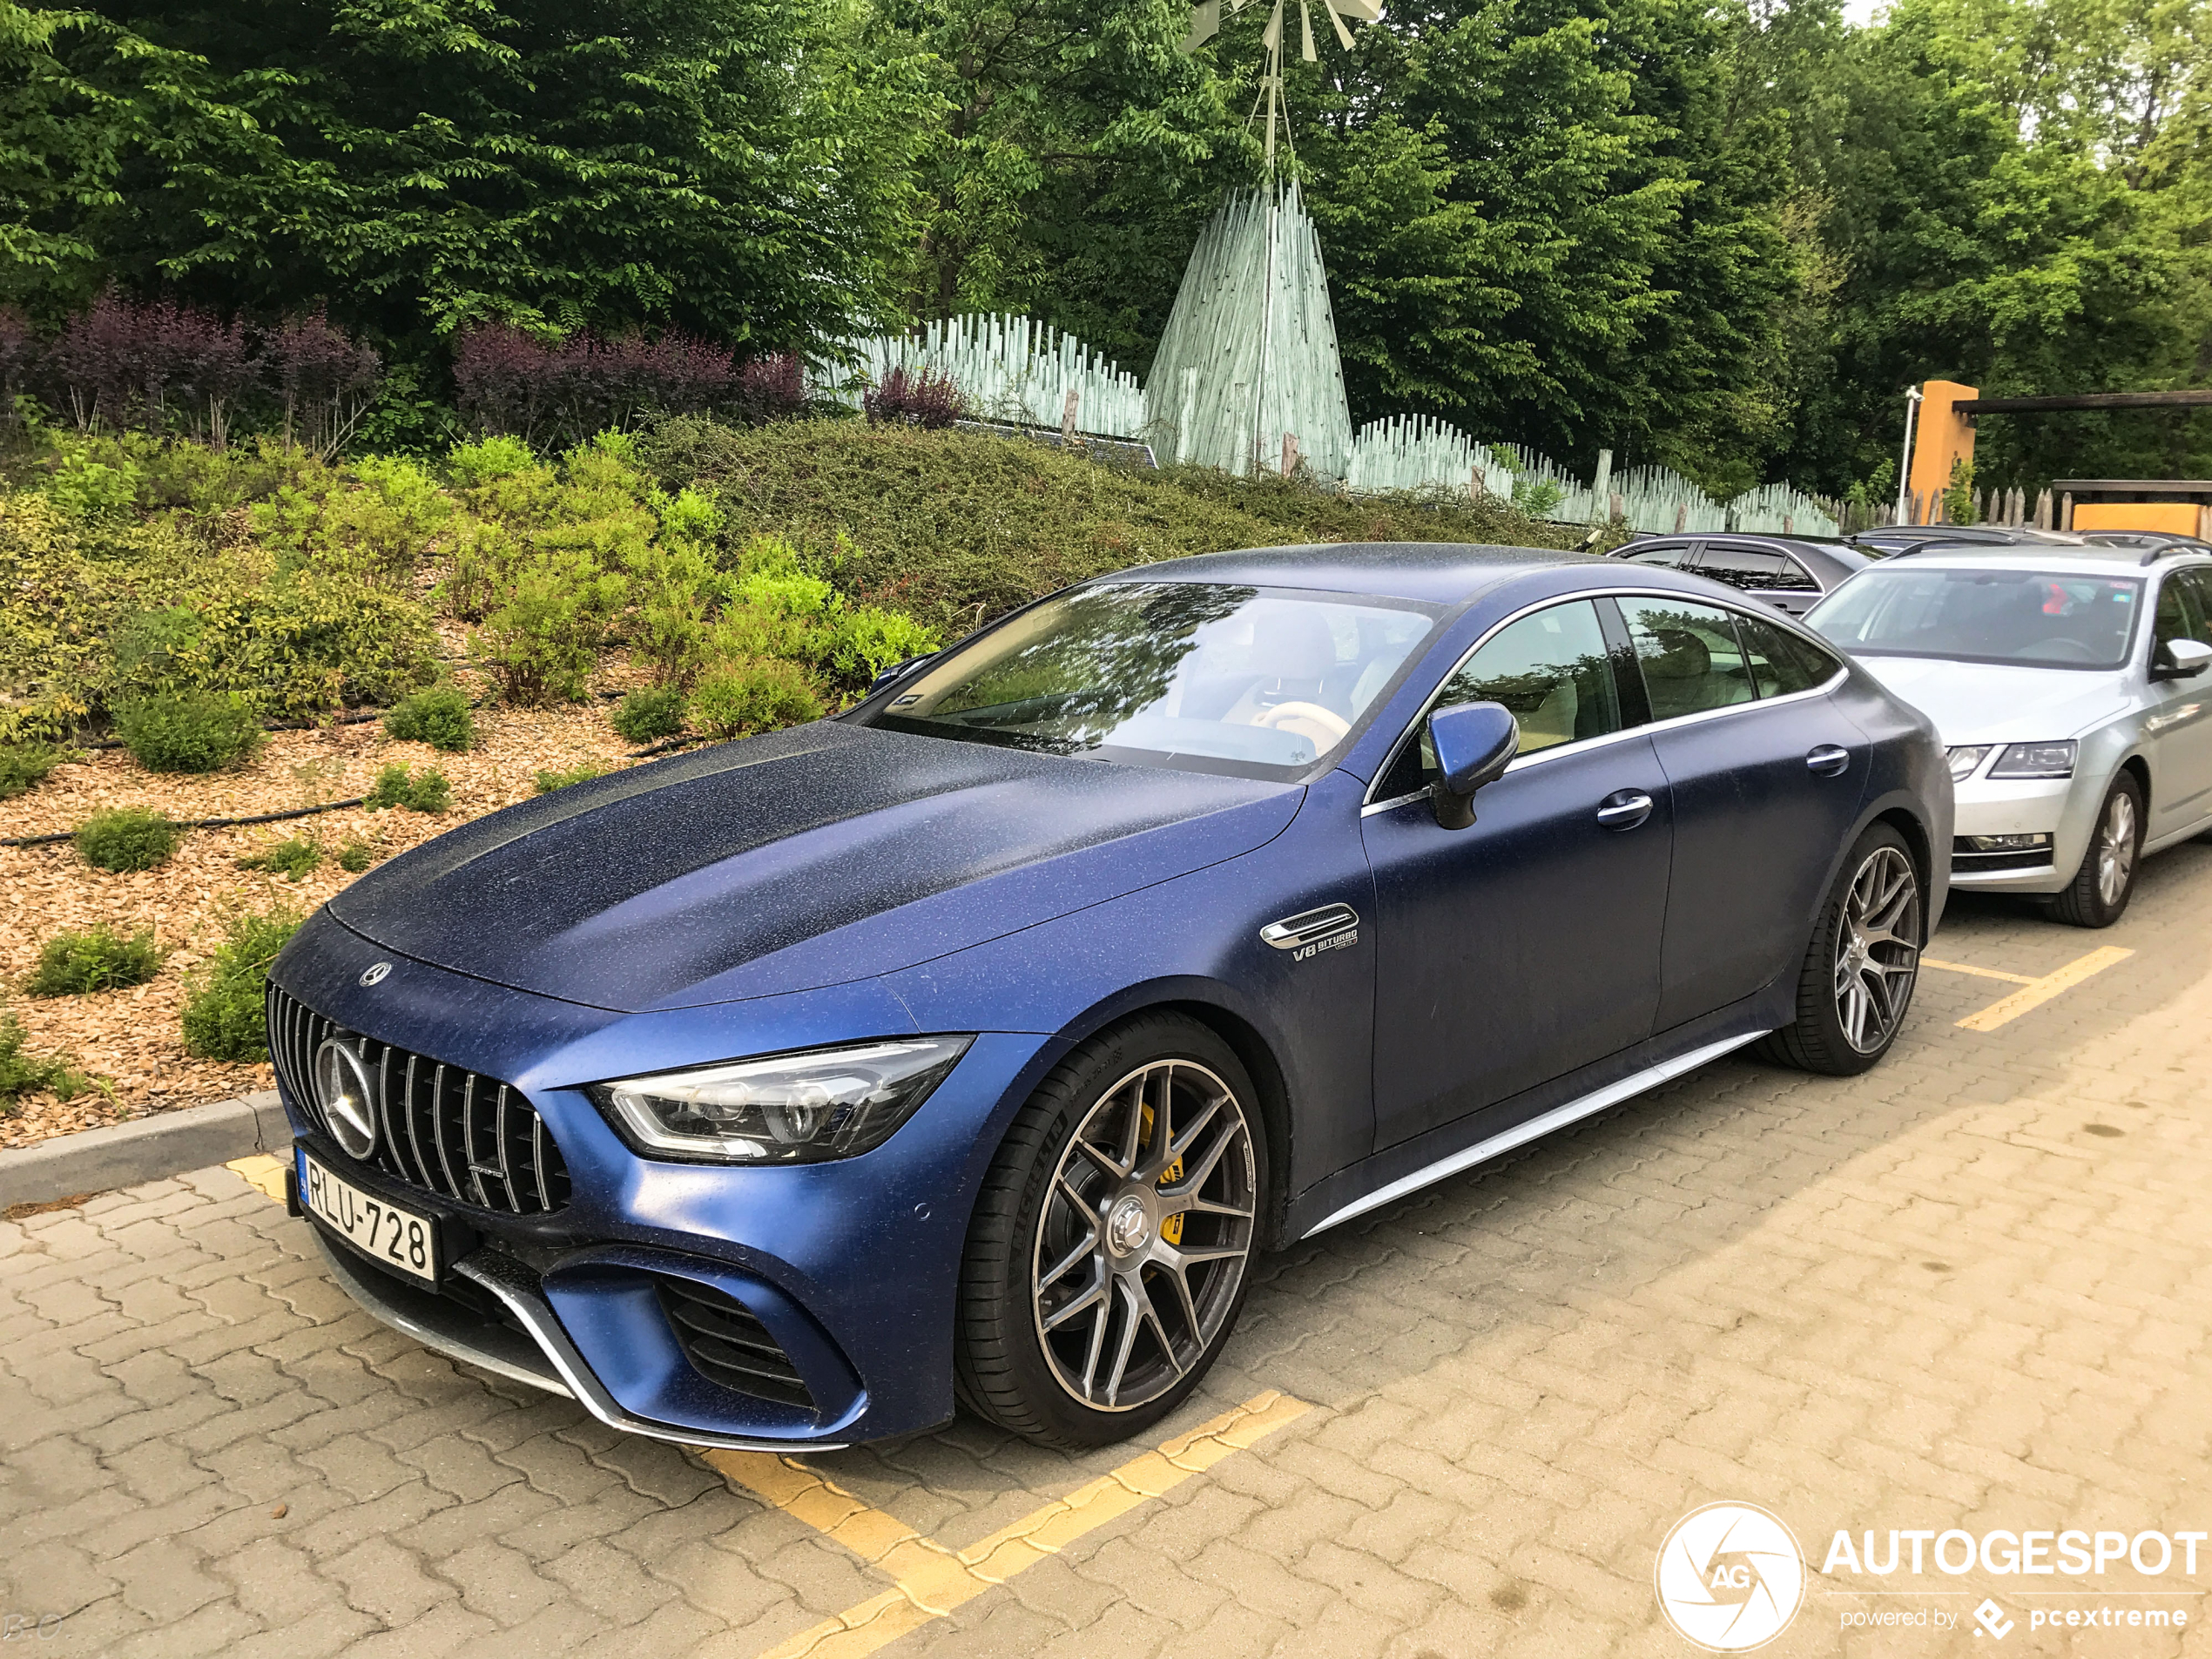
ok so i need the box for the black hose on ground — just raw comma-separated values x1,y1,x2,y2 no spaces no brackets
0,797,370,849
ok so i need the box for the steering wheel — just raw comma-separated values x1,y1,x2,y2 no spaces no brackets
1252,700,1352,747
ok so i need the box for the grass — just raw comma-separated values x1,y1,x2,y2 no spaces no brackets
637,417,1578,632
534,764,605,793
237,836,323,880
0,1014,97,1111
335,839,375,872
180,910,301,1062
25,925,164,996
75,807,182,873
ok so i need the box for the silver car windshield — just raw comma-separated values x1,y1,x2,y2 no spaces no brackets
873,582,1438,778
1809,567,2142,671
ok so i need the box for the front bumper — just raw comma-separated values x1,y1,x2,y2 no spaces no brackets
272,921,1060,1448
1948,773,2078,892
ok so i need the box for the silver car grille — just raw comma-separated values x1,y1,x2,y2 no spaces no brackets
266,982,572,1217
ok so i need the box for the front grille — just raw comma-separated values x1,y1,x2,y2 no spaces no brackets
267,982,572,1217
655,1277,815,1410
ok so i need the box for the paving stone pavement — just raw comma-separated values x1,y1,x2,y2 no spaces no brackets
9,842,2212,1657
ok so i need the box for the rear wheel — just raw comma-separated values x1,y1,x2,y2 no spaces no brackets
2047,773,2141,928
1755,824,1922,1076
954,1014,1264,1448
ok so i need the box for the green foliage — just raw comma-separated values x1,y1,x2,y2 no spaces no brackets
534,763,605,793
0,743,64,800
364,763,449,813
612,685,686,744
236,836,321,880
111,690,262,772
250,455,452,585
25,925,163,996
334,838,374,873
74,807,181,872
819,608,941,690
473,548,627,705
45,448,143,521
447,435,539,489
690,659,824,740
382,685,476,752
0,1014,95,1111
179,910,300,1062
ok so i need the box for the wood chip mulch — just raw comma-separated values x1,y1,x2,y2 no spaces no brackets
3,697,645,1150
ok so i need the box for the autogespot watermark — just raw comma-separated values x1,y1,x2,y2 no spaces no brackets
0,1615,65,1642
1656,1509,2205,1647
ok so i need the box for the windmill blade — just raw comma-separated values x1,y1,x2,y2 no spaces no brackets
1298,0,1318,59
1325,0,1383,19
1180,0,1220,51
1261,0,1284,54
1323,0,1354,48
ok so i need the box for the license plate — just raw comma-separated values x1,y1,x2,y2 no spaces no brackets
300,1151,439,1284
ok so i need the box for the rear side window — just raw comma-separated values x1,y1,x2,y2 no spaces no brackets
2154,571,2209,663
1696,545,1820,593
1625,542,1693,568
1618,598,1757,718
1737,612,1844,696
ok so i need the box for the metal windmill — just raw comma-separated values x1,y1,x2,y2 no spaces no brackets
1143,0,1383,478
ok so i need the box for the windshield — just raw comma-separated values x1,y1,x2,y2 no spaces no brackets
868,582,1438,778
1809,567,2142,670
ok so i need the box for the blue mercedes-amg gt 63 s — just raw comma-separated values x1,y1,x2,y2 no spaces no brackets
270,543,1951,1451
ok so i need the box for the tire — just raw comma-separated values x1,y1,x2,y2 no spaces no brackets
1754,824,1924,1076
954,1013,1266,1448
2047,773,2143,928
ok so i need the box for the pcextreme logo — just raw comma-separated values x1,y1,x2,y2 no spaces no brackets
1656,1502,1808,1651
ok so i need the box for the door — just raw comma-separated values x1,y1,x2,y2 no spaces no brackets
1364,599,1673,1151
1615,597,1870,1030
2146,568,2212,835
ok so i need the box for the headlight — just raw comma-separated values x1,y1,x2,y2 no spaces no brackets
1946,745,1991,782
592,1036,973,1163
1989,740,2077,779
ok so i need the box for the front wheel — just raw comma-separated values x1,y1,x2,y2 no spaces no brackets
954,1014,1264,1448
1755,824,1923,1076
2047,773,2141,928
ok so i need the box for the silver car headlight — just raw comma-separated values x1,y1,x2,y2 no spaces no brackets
1988,740,2077,779
1946,745,1991,782
592,1036,973,1163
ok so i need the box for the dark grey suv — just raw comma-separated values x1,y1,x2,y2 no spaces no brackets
1613,534,1876,617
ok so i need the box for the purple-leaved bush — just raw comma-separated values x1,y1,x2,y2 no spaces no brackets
453,324,748,444
863,365,968,429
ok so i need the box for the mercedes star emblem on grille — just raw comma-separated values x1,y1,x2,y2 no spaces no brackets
312,1037,381,1159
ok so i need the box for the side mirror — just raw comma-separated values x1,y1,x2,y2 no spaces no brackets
2155,637,2212,681
868,652,938,697
1427,701,1520,830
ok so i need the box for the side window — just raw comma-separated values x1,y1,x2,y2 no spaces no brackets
1619,598,1757,720
1378,600,1623,798
2155,571,2209,663
1693,545,1791,590
2181,570,2212,641
1769,557,1822,593
1737,611,1844,697
1625,542,1692,568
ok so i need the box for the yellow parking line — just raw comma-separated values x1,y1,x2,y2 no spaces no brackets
226,1153,289,1201
1920,957,2038,986
1953,946,2134,1031
717,1391,1312,1659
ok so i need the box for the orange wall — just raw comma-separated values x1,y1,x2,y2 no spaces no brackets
2071,501,2208,535
1907,381,1979,518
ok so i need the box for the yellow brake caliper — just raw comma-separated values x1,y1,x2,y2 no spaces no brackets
1141,1103,1185,1245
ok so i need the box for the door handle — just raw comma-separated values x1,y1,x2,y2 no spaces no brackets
1595,790,1654,831
1807,745,1851,777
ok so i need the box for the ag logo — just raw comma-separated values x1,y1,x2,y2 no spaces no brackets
1655,1501,1805,1651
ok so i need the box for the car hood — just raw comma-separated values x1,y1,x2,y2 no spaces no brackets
328,722,1299,1013
1844,657,2130,744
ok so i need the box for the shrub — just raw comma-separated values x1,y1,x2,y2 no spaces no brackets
75,808,182,872
612,685,686,744
334,839,375,872
237,836,322,880
0,1015,95,1111
863,367,968,429
446,434,539,489
45,448,142,521
26,926,164,996
736,352,807,426
180,911,301,1062
182,577,440,724
434,518,519,622
382,685,476,751
364,764,449,813
473,547,625,704
690,660,823,740
112,690,263,772
535,763,604,793
820,607,941,691
0,744,64,801
454,324,739,447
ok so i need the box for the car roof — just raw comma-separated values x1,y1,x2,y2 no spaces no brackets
1097,542,1608,606
1624,531,1847,554
1851,543,2212,577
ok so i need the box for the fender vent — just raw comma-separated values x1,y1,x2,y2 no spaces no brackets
654,1277,815,1411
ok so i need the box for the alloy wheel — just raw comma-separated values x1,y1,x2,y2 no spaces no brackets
1030,1060,1256,1411
1831,845,1921,1054
2096,789,2138,908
